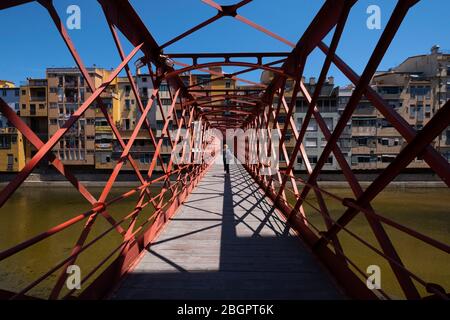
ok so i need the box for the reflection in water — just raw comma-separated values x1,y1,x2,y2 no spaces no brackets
0,186,448,299
0,186,155,298
286,187,450,299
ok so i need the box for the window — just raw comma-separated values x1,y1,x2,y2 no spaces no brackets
125,99,131,110
380,138,389,146
225,81,231,88
50,119,58,125
161,98,171,106
410,86,431,98
15,89,19,96
378,118,393,128
352,155,376,164
2,89,6,97
22,104,26,109
416,103,424,121
0,135,11,149
140,153,151,164
409,105,416,118
381,155,395,163
352,118,376,127
39,104,45,109
353,137,372,146
296,99,304,112
125,85,131,96
425,104,431,118
80,88,85,102
306,119,317,131
324,117,333,130
21,90,26,96
305,138,317,147
142,77,147,83
161,154,171,164
321,138,327,147
378,86,402,95
308,156,318,164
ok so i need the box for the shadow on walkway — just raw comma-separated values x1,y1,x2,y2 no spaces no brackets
112,163,343,300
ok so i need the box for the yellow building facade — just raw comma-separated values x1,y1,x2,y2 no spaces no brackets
0,127,25,172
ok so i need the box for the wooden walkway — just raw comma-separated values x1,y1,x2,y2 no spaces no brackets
112,162,344,299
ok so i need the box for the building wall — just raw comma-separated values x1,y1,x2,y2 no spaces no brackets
0,128,25,172
351,47,450,169
0,86,20,128
3,47,447,173
95,74,158,171
47,68,106,166
294,80,340,171
19,79,48,163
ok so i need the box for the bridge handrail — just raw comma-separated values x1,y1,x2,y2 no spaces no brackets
278,171,449,299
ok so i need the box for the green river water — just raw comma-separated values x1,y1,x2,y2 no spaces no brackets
0,186,448,299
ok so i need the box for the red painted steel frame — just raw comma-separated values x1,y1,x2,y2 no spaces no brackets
0,0,448,301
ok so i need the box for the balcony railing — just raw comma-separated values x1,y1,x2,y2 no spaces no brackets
0,127,18,134
30,96,46,102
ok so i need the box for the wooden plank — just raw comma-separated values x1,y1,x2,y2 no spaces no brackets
112,162,344,300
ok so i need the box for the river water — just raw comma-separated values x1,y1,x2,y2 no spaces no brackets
0,185,448,299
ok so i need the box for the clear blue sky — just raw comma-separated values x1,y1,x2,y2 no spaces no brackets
0,0,448,86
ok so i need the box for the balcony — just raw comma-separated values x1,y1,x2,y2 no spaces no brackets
0,127,18,134
95,143,113,150
22,79,47,87
30,96,46,102
65,96,78,103
352,162,378,170
64,81,78,88
377,145,401,154
96,126,113,134
354,107,376,116
352,146,376,154
352,127,376,136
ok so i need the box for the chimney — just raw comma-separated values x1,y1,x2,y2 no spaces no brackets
328,76,334,85
309,77,316,85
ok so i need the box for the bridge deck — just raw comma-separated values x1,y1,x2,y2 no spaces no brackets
112,163,344,299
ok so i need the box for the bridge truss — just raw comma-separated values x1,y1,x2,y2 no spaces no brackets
0,0,449,300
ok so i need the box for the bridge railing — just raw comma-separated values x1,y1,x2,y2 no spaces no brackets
0,0,448,300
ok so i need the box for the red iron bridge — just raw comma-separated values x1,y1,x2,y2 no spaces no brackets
0,0,449,300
